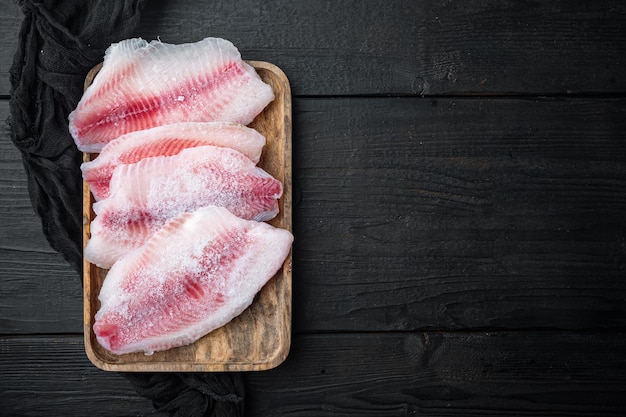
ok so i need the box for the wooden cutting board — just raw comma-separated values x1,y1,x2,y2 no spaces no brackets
82,61,292,372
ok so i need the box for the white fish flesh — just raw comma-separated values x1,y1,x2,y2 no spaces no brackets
84,145,282,268
81,121,266,200
93,206,293,355
69,37,274,152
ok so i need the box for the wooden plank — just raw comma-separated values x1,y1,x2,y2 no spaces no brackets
0,0,22,96
246,332,626,416
409,0,626,95
1,332,625,416
0,250,82,334
2,1,625,96
133,0,421,96
289,96,626,331
134,0,626,95
0,101,82,334
0,336,159,417
2,97,626,334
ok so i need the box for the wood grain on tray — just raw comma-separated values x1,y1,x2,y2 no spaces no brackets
82,61,292,372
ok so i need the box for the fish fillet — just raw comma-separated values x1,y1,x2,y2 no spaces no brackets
93,205,293,355
69,37,274,152
82,121,266,201
85,145,282,268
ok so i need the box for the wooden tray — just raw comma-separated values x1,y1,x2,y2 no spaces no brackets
82,61,292,372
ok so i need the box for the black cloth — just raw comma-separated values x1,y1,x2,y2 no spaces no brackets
7,1,245,416
124,373,245,416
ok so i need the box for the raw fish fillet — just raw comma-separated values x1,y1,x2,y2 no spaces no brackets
69,37,274,152
85,145,282,268
93,206,293,355
82,121,266,201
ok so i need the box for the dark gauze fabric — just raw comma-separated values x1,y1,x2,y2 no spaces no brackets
7,1,244,415
8,0,147,275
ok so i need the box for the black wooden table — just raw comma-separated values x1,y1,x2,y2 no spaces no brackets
2,1,626,415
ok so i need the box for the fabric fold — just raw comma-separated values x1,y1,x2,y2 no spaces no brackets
123,373,245,417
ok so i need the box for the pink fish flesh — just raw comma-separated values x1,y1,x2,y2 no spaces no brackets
69,37,274,152
85,145,282,268
93,205,293,355
81,121,266,201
